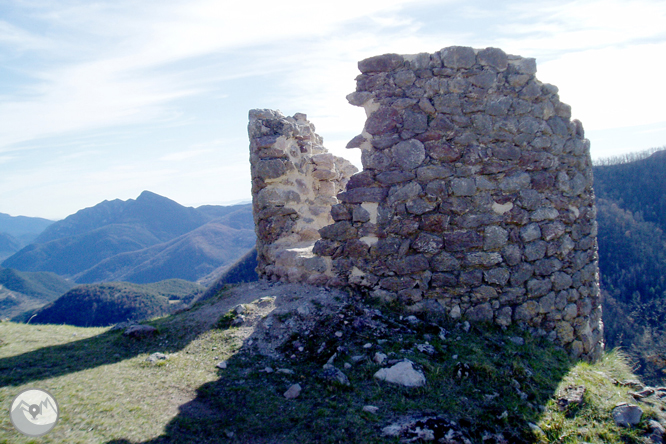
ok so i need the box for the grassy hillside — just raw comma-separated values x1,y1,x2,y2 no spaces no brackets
0,285,663,443
0,268,73,299
0,234,21,261
23,279,203,327
197,247,258,301
3,224,163,276
74,221,256,284
0,268,74,319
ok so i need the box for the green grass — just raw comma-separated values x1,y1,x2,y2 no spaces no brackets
0,288,663,443
536,349,662,443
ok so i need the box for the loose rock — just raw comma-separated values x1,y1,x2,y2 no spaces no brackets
146,352,167,363
284,384,302,399
123,325,157,339
363,405,379,414
374,360,426,387
612,403,643,427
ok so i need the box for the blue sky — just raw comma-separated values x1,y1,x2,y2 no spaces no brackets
1,0,665,220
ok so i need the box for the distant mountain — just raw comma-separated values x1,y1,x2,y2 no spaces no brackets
34,191,208,244
0,267,74,319
2,192,255,285
4,224,164,276
0,212,54,260
0,212,54,238
593,148,666,383
75,218,255,284
0,233,22,261
24,279,204,327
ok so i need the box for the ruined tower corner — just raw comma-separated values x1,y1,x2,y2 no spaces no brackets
248,109,358,285
247,45,603,362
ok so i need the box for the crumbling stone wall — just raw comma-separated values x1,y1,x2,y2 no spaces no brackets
249,109,357,283
248,46,603,361
311,46,602,361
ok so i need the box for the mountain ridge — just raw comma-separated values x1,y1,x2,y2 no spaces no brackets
1,191,255,285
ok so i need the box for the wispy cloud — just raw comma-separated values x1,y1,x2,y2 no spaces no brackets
160,148,214,162
0,0,423,153
1,0,665,217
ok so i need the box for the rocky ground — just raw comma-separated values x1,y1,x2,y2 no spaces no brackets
3,280,665,443
136,281,666,443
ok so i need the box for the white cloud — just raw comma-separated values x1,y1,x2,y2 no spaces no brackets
538,42,666,131
1,0,666,217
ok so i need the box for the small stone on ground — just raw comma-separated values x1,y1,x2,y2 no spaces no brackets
146,352,167,363
612,403,643,427
374,360,426,387
284,383,301,399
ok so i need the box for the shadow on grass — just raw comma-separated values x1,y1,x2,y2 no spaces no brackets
104,311,576,444
0,308,213,388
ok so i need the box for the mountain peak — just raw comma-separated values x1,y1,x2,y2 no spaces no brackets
137,190,167,201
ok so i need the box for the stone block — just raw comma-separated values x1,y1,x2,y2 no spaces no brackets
466,302,494,322
534,258,562,276
254,158,287,180
464,252,503,267
388,255,430,275
319,221,357,241
484,226,509,250
339,187,388,204
365,107,402,136
431,251,461,271
524,241,547,262
377,171,415,185
431,273,457,287
499,172,531,192
510,263,534,286
406,197,438,215
527,278,552,298
359,53,404,73
451,178,477,196
515,301,539,321
392,140,426,170
416,165,454,182
477,47,508,71
459,270,483,286
444,230,483,252
484,268,510,286
352,206,371,223
439,46,476,69
496,306,513,326
412,232,444,254
330,204,351,221
532,207,560,221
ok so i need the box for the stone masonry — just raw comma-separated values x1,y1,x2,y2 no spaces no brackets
249,46,603,361
249,109,357,284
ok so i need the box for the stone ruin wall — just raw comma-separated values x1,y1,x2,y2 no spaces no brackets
248,46,603,361
249,109,357,284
